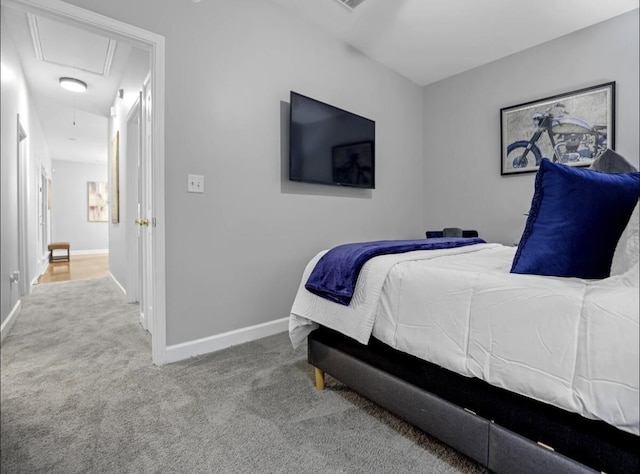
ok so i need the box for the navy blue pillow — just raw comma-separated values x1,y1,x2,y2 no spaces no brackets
511,159,640,279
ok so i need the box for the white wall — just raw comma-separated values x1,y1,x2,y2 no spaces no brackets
51,160,108,252
1,9,52,325
64,0,424,345
422,10,640,246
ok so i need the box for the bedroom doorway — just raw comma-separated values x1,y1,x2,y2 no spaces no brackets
10,0,167,365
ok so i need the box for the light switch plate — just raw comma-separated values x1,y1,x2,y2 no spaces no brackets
187,174,204,193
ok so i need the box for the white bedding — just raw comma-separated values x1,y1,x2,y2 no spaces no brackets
289,243,640,435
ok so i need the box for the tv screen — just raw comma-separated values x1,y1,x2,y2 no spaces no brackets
289,91,375,189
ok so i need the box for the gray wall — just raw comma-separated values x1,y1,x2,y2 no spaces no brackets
422,10,639,246
51,160,108,252
64,0,424,345
1,11,52,325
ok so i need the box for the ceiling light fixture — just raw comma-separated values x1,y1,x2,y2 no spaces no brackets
59,77,87,93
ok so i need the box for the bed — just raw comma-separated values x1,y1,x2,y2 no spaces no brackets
289,159,640,473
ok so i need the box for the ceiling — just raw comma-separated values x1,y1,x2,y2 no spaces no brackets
2,6,137,164
2,0,638,164
270,0,639,86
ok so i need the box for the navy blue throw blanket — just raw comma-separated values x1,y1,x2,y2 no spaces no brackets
305,237,485,306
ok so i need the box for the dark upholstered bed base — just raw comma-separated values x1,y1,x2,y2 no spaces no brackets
308,327,639,474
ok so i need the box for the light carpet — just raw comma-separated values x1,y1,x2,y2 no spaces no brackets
1,277,486,473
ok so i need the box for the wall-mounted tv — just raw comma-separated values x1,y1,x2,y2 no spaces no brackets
289,91,375,189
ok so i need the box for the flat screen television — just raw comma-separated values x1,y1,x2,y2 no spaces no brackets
289,91,375,189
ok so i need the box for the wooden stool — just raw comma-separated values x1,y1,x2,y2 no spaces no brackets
48,242,70,263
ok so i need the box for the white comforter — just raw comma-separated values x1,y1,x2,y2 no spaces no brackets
289,243,640,435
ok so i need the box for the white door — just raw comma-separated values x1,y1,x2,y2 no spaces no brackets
126,84,153,334
139,76,154,334
126,94,142,305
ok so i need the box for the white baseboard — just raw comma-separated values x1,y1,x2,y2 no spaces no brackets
165,317,289,363
71,249,109,256
1,300,21,342
108,272,127,296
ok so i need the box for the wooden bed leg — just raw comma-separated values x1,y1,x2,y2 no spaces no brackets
314,367,325,391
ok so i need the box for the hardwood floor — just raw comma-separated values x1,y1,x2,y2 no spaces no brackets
38,253,109,284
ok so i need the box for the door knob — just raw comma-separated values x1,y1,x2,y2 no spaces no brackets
135,218,149,226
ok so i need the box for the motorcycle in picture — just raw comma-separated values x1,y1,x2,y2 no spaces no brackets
507,103,608,169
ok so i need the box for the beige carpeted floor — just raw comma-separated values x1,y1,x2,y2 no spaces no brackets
1,277,486,473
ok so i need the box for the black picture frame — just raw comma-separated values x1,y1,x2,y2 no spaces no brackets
500,82,615,175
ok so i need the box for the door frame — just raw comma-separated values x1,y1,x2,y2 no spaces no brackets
39,165,49,264
3,0,168,365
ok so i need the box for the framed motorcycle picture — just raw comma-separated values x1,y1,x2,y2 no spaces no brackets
500,81,615,175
